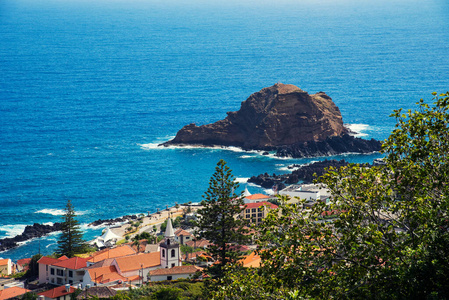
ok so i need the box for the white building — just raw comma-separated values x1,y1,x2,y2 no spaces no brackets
279,184,331,204
160,218,181,269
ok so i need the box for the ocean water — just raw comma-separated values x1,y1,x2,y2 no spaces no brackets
1,0,448,261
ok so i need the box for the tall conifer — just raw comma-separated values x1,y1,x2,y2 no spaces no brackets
195,159,249,277
56,199,86,257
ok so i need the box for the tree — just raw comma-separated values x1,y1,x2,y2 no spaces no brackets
212,92,449,299
56,199,86,257
26,254,42,278
194,159,250,278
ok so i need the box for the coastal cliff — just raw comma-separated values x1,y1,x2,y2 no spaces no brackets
162,83,381,157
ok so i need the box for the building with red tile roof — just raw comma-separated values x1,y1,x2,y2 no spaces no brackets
240,251,261,268
241,201,278,225
82,265,128,287
149,265,202,282
38,285,76,300
0,259,12,276
0,287,30,300
16,258,31,272
38,256,88,286
174,228,193,245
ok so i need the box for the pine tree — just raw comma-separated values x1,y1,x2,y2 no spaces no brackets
195,159,249,277
56,199,86,257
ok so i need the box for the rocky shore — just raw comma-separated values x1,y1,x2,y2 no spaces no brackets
88,215,140,227
0,223,62,252
248,159,366,188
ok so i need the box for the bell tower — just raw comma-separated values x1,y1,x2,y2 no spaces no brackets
160,217,180,268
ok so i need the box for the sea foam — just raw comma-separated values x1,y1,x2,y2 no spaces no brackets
0,224,27,239
35,209,87,216
346,124,370,137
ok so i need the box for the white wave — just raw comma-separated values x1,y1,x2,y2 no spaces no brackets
345,123,370,137
140,143,163,150
35,209,88,216
43,222,54,226
0,224,27,238
263,189,275,195
239,155,253,159
235,177,249,183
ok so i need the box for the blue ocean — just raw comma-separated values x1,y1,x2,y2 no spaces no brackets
1,0,448,261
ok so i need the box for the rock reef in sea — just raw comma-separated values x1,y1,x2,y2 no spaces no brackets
162,83,381,158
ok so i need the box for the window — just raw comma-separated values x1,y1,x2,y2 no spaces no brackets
258,208,263,212
46,265,48,271
258,213,263,217
252,214,256,218
57,269,64,276
171,263,175,268
167,239,170,245
167,276,172,281
171,249,176,258
246,209,250,213
50,268,55,275
162,249,165,258
258,218,262,223
69,270,73,277
246,214,250,219
69,280,73,284
251,208,256,213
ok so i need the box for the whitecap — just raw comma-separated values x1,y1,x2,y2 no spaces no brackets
345,124,370,137
0,224,27,239
35,209,88,216
235,177,249,183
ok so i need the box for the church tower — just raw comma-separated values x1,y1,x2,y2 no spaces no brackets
160,217,180,268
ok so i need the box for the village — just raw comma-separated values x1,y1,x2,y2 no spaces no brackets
0,183,331,300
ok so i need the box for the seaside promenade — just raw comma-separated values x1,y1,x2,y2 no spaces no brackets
108,204,199,241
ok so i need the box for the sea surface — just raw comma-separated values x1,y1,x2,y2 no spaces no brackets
1,0,448,261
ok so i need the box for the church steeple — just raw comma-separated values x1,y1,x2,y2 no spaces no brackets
160,217,180,268
165,217,175,238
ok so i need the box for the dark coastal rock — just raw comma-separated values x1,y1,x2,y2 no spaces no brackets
0,222,62,252
275,134,381,158
161,83,381,158
162,83,348,149
89,215,139,227
248,159,358,188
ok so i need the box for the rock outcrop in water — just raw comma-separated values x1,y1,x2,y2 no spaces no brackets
162,83,381,157
0,222,62,252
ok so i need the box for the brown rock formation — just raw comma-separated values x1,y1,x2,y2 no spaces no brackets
163,83,348,149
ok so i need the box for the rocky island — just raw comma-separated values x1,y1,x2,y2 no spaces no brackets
161,83,381,158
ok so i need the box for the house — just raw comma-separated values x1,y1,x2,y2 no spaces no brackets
38,256,88,286
112,251,160,284
241,201,278,225
148,265,202,282
0,259,12,276
76,286,117,299
16,258,31,273
174,228,193,245
279,184,331,204
0,287,30,300
37,256,68,285
38,285,76,300
86,245,136,267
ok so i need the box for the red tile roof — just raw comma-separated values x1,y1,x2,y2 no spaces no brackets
114,252,160,272
38,286,77,299
17,258,31,267
244,201,278,209
174,229,193,237
87,266,127,284
88,245,136,263
52,257,88,270
0,287,30,300
37,256,61,266
245,194,271,200
149,265,202,276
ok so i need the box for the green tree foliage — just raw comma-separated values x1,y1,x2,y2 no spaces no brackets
212,92,449,299
26,253,42,278
56,199,86,257
194,159,250,278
